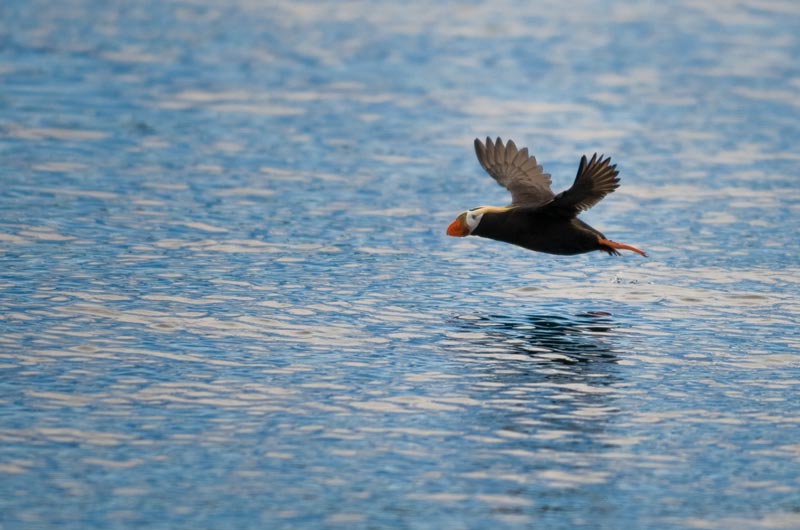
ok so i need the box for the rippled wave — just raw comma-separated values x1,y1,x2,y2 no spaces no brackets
2,0,799,528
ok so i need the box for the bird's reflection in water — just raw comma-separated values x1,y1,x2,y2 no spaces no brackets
455,310,618,366
449,309,624,454
445,311,627,518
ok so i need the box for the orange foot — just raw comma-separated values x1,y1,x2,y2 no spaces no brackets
598,238,647,257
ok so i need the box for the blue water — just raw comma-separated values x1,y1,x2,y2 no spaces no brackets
2,1,800,529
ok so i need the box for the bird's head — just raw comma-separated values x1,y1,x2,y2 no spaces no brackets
446,208,485,237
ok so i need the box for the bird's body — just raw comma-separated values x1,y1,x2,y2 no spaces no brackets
473,210,609,255
447,137,646,257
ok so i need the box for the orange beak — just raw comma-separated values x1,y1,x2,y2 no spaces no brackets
446,214,469,237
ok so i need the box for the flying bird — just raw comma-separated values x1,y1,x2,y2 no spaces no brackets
447,137,647,257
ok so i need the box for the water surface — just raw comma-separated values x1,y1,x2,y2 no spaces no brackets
2,1,800,529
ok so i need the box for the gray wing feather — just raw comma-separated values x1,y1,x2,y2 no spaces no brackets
548,153,620,213
474,137,554,206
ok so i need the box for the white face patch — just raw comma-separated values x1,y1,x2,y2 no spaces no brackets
464,209,484,233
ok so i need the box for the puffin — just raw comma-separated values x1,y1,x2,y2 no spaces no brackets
447,137,647,257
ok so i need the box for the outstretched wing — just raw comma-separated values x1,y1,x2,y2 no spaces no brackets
546,153,620,214
474,137,554,207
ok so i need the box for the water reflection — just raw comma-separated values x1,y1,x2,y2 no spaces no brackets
418,310,630,513
449,309,624,440
454,310,618,365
